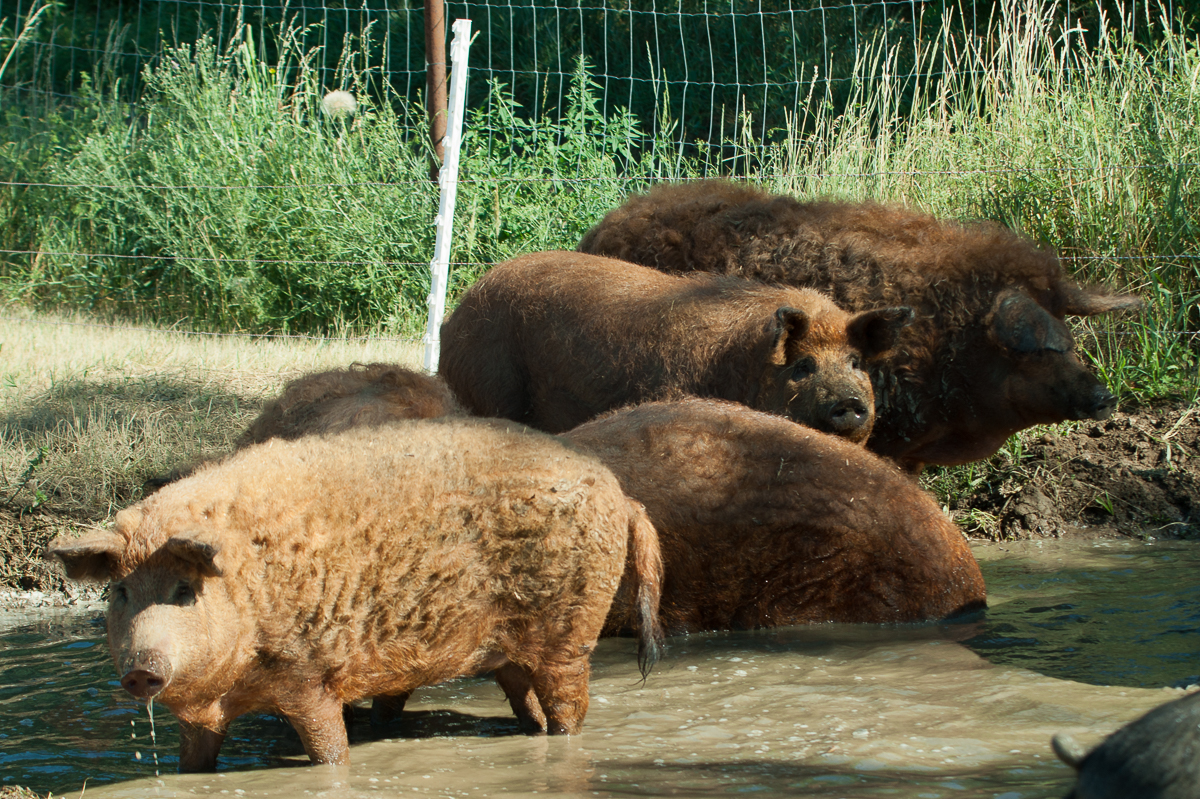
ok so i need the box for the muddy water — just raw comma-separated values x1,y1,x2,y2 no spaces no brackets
4,538,1198,798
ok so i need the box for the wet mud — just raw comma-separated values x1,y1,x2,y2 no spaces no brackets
942,400,1199,540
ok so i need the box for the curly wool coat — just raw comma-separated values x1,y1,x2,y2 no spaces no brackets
579,180,1142,471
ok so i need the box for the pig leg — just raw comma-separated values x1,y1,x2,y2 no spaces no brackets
178,719,227,772
494,663,547,732
286,693,351,766
529,656,591,735
369,692,411,725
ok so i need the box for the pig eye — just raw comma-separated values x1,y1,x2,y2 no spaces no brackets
790,357,817,381
111,583,128,604
171,581,197,606
849,354,863,371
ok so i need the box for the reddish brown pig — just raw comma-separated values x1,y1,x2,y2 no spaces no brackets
47,419,663,770
563,398,986,634
237,362,462,446
579,181,1142,471
439,250,911,442
144,364,461,493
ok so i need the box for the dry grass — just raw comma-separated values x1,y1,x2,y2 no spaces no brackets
0,309,422,589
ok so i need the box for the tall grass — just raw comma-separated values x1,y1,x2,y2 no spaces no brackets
13,23,443,333
0,0,1196,395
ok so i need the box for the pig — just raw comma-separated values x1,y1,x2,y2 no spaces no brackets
563,398,987,634
438,250,912,443
46,419,663,770
578,181,1143,472
236,362,463,447
1052,690,1200,799
143,364,461,494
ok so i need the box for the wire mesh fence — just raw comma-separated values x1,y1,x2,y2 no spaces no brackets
0,0,1196,386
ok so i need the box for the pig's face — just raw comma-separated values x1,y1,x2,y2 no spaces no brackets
890,288,1129,467
759,304,912,444
108,549,238,704
46,507,242,708
975,288,1119,432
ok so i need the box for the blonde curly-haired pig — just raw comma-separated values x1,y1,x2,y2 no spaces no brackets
47,418,663,771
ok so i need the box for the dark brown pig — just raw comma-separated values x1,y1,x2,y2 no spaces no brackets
1052,690,1200,799
563,398,986,634
439,250,911,442
579,181,1142,471
47,419,663,770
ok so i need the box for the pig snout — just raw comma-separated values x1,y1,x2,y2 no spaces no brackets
1074,384,1118,421
827,397,870,433
120,650,173,700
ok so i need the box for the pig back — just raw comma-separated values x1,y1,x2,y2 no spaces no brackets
566,398,986,633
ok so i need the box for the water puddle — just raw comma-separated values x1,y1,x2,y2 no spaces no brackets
2,538,1197,798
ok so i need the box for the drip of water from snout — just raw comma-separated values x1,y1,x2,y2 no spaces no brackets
130,699,161,777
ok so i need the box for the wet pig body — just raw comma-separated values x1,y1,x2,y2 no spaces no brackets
47,419,663,770
565,398,987,634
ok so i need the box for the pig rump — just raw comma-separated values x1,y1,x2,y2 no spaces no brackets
564,398,987,634
579,181,1142,471
47,419,663,770
236,362,462,446
439,250,910,443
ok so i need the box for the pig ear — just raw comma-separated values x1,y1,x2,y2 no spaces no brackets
1059,284,1143,317
990,290,1073,354
1050,733,1089,771
165,531,224,578
44,530,125,582
772,307,810,362
847,306,913,357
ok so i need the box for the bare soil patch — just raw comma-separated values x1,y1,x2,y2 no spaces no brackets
937,399,1199,541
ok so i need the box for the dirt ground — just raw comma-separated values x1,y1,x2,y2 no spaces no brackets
939,399,1199,541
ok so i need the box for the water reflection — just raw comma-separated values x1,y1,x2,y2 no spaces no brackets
2,538,1197,797
966,539,1200,687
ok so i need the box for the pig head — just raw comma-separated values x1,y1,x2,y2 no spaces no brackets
46,510,248,771
875,287,1140,469
757,304,912,444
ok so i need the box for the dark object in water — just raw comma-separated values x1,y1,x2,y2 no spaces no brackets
1052,690,1200,799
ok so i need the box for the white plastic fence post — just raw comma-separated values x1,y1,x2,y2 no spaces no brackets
422,18,472,373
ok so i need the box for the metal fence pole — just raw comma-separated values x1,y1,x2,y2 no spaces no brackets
422,19,472,374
